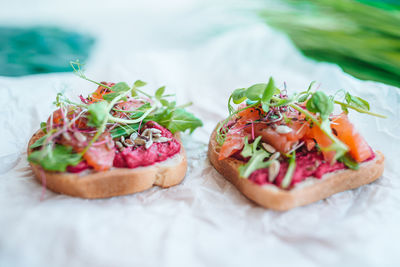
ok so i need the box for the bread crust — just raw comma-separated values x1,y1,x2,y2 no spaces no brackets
208,126,385,211
27,130,187,199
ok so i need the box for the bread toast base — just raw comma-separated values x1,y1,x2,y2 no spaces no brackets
27,130,187,199
208,128,384,211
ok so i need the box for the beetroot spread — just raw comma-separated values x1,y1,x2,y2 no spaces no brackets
249,150,375,188
113,122,180,168
66,121,180,172
67,160,89,173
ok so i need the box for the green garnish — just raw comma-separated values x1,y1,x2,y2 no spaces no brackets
30,135,48,150
281,152,296,189
219,77,385,189
28,144,82,172
338,154,360,170
238,136,272,178
110,124,139,139
29,60,203,171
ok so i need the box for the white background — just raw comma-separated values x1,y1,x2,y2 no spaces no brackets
0,1,399,266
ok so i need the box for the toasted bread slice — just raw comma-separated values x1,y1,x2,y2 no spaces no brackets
208,127,384,211
27,130,187,199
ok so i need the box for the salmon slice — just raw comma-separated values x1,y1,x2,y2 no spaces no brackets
218,107,261,160
48,107,87,129
219,130,247,160
82,132,115,171
246,120,309,154
236,107,261,124
331,113,372,162
305,123,336,163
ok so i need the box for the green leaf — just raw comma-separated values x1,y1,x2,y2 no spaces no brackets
338,153,360,170
168,101,177,109
134,80,147,87
28,144,82,172
232,88,247,104
297,94,309,103
340,103,349,114
239,136,271,178
110,123,139,139
160,99,169,106
241,136,253,158
240,136,263,158
281,151,296,189
261,77,276,111
246,83,267,101
306,91,334,120
272,97,293,107
124,103,152,119
30,135,48,149
155,86,165,100
87,101,109,127
239,149,271,178
307,81,316,92
40,122,47,134
345,92,370,111
156,108,203,134
111,82,130,92
102,92,121,102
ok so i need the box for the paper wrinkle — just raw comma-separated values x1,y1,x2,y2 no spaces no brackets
1,1,400,267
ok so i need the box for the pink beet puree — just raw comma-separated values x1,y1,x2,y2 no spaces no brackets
113,121,181,168
249,150,376,188
66,160,90,173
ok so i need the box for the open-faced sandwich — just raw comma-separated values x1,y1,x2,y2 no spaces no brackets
28,61,202,198
208,78,385,211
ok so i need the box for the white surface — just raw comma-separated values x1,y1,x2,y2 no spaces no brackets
1,1,400,267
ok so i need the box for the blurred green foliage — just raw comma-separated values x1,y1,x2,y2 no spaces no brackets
0,27,94,76
260,0,400,87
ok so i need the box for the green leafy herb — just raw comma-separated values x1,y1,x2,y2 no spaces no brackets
238,136,273,178
134,80,146,87
40,122,47,134
28,144,82,172
271,97,293,107
240,136,253,158
297,81,315,103
111,82,130,92
306,91,334,120
246,83,267,101
241,136,265,158
239,151,271,178
30,135,48,149
103,92,128,102
87,101,109,127
232,88,247,104
110,123,139,139
334,92,385,118
338,153,360,170
345,92,370,111
281,152,296,189
261,77,276,112
155,86,165,100
155,108,203,134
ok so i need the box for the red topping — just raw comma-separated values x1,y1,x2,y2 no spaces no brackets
113,121,180,168
66,161,90,173
83,132,115,171
249,150,376,188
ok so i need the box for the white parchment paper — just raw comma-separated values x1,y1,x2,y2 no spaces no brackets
0,1,399,266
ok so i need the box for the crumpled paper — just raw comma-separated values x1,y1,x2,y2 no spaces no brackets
0,1,399,266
